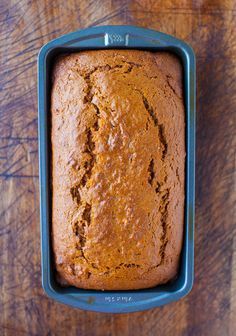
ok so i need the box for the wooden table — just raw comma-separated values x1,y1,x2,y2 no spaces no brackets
1,1,235,335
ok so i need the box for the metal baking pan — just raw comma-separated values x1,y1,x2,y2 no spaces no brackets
38,25,195,313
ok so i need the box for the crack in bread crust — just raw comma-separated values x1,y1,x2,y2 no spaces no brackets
134,88,168,160
74,73,170,270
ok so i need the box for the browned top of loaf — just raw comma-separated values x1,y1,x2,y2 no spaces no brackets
51,50,185,290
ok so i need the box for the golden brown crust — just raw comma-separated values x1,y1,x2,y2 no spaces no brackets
51,50,185,290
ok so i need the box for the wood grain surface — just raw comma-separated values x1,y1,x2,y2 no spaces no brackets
0,0,236,335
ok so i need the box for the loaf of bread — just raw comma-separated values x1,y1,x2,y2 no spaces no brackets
51,50,185,290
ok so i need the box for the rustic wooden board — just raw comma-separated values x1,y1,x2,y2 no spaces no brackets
0,0,236,335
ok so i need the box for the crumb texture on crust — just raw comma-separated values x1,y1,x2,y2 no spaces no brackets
51,50,185,290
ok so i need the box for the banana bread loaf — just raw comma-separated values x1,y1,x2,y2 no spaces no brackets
51,50,185,290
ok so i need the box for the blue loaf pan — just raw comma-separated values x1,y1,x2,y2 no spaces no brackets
38,25,195,313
